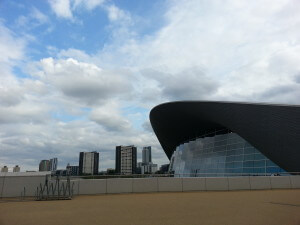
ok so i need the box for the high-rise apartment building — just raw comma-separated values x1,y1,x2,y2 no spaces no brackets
142,146,152,164
115,145,137,174
13,165,20,172
39,160,50,171
79,151,99,175
138,146,157,174
49,158,58,171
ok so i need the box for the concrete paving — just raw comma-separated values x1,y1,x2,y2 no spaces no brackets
0,189,299,225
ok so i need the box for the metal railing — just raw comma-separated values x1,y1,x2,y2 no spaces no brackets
35,175,74,201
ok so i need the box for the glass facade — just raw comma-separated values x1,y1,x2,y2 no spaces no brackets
169,130,285,177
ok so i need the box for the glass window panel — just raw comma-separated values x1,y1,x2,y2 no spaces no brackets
170,130,284,177
234,155,243,161
215,140,227,147
226,155,235,162
225,162,234,168
231,168,240,173
244,142,252,147
254,160,265,167
254,153,265,160
243,168,253,174
243,161,254,167
218,157,226,163
218,162,225,169
244,154,254,161
267,167,279,174
253,167,265,174
226,150,236,156
214,146,225,152
226,144,233,150
266,160,277,167
244,147,254,154
234,149,243,155
236,143,244,148
234,161,243,168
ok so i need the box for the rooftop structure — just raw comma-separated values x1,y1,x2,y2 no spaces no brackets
150,101,300,176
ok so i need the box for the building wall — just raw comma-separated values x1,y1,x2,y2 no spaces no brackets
1,175,299,197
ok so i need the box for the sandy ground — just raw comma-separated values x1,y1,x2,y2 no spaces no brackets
0,189,299,225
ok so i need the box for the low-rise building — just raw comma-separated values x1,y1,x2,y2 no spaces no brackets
13,165,20,172
1,166,8,172
66,164,79,176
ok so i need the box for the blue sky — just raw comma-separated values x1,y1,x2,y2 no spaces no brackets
0,0,300,171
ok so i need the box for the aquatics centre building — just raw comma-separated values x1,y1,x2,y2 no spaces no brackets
150,101,300,176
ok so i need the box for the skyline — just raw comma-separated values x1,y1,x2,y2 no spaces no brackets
1,146,160,172
0,0,300,171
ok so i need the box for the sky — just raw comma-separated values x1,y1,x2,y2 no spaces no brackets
0,0,300,171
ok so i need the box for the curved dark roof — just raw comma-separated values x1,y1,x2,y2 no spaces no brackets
150,101,300,172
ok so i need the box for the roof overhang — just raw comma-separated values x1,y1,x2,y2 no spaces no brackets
150,101,300,172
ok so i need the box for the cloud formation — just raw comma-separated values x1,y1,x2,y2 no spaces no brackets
1,0,300,172
35,57,132,105
49,0,73,19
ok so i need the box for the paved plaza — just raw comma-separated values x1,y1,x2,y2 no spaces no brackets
0,189,299,225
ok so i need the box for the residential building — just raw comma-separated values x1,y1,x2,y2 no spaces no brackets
115,145,137,174
142,146,152,164
79,151,99,175
138,146,157,174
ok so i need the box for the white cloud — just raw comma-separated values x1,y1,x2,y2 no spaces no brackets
35,57,132,105
98,0,300,104
0,22,25,65
89,102,131,132
31,7,49,24
15,7,52,33
48,0,106,20
0,9,169,171
106,4,130,22
0,100,50,124
48,0,73,19
73,0,105,10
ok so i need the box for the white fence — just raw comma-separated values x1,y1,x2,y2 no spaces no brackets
1,176,300,198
